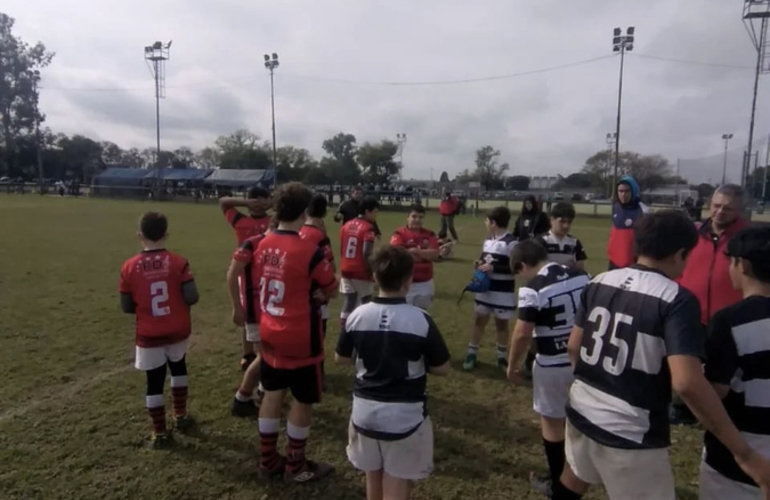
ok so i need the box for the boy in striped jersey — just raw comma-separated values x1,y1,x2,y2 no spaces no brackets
506,239,590,496
701,227,770,500
538,202,587,269
463,206,518,371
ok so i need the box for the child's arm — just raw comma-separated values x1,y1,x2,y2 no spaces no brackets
424,316,451,376
182,281,199,306
226,259,247,325
120,293,136,314
119,262,135,314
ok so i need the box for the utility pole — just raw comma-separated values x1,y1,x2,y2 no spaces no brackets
144,40,171,198
611,27,635,194
32,70,44,195
721,133,734,185
264,53,280,190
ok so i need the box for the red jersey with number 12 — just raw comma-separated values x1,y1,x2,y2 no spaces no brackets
390,227,439,283
257,230,337,368
340,218,376,281
225,208,271,245
119,250,194,348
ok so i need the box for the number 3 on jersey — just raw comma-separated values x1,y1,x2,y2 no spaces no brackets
260,278,285,316
580,306,632,376
345,237,358,259
150,281,170,317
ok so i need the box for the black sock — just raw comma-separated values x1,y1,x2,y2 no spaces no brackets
543,438,565,484
551,479,583,500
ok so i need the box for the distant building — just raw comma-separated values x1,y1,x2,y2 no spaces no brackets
529,176,558,190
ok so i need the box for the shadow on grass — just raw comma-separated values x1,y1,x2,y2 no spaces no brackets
448,358,511,382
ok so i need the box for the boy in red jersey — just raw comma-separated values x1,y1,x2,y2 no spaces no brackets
300,194,336,336
119,212,199,448
220,186,272,370
339,197,380,330
256,182,339,483
390,204,439,309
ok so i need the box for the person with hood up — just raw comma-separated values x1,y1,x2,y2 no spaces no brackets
513,195,550,241
607,175,649,270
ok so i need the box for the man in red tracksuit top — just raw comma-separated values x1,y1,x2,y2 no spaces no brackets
439,189,460,241
678,184,748,326
607,175,649,270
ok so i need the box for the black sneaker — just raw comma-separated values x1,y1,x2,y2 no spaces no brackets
172,414,196,433
497,357,509,370
284,459,334,484
145,432,173,450
259,456,286,480
231,397,259,419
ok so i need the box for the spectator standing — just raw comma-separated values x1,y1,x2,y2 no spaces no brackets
606,175,649,270
335,186,364,224
439,189,460,241
513,195,550,241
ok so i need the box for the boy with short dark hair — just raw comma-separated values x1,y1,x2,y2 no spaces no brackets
700,227,770,500
119,212,199,448
336,245,451,500
538,202,587,269
463,206,518,371
255,182,339,483
339,197,380,330
390,204,440,309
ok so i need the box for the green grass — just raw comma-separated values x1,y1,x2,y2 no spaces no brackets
0,195,703,500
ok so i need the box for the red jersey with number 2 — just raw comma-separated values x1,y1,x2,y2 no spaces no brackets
257,230,338,368
232,233,267,324
390,227,439,283
119,250,194,348
340,218,376,281
225,208,271,245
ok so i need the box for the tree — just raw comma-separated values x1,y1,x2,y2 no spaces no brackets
0,13,54,177
439,171,450,183
473,145,509,190
506,175,530,191
173,146,196,168
581,150,615,194
100,141,124,165
581,150,673,194
357,140,400,185
195,147,220,169
321,132,360,185
453,169,476,184
56,134,104,181
120,148,145,168
275,145,315,183
695,182,715,200
214,129,272,170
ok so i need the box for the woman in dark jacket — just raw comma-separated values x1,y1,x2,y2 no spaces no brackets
513,195,550,240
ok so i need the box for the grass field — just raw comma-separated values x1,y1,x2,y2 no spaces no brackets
0,195,705,500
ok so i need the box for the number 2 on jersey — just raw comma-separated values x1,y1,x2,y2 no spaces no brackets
580,306,631,376
345,237,358,259
259,278,285,316
150,281,170,317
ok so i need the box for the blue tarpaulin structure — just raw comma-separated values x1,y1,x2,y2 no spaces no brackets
91,167,155,197
204,169,274,188
160,168,214,182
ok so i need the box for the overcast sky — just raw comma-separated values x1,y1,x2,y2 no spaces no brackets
4,0,770,182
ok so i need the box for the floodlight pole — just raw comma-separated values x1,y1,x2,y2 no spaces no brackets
32,71,44,194
264,53,280,189
721,133,734,185
611,27,635,195
746,17,766,188
396,133,407,179
144,41,171,198
606,132,617,198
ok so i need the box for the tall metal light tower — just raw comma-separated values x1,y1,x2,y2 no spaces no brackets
144,40,171,195
743,1,770,190
606,132,617,197
264,53,280,189
721,133,734,185
611,27,635,195
396,133,407,180
32,70,44,194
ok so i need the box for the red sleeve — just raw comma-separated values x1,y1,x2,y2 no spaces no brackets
179,259,194,283
322,243,335,265
390,230,405,246
232,237,259,263
311,251,337,291
364,226,376,243
427,231,440,250
224,207,243,227
119,260,132,293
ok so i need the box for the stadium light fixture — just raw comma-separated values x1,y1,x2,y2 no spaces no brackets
611,27,635,194
722,133,734,185
264,53,280,189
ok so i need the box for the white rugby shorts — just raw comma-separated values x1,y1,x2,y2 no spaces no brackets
407,280,434,310
532,362,573,419
339,278,374,298
474,303,516,320
135,338,189,371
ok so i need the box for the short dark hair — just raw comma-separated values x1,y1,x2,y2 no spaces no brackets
726,226,770,282
358,197,380,215
550,202,576,220
408,204,426,215
511,239,549,273
248,186,270,199
307,194,328,218
273,182,312,222
486,206,511,229
139,212,168,242
633,210,698,260
370,245,414,292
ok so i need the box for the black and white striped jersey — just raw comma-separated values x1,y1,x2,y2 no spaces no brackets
538,231,587,268
566,265,704,450
518,263,591,367
335,297,450,441
475,232,518,310
704,296,770,486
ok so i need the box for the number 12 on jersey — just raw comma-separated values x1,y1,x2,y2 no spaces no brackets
259,278,285,316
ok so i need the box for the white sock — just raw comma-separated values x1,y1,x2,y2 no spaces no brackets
258,418,280,435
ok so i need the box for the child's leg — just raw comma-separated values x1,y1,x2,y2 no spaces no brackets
258,360,286,472
464,312,490,370
541,416,567,485
145,364,168,436
167,356,188,418
382,473,410,500
365,470,384,500
236,346,262,401
494,317,510,367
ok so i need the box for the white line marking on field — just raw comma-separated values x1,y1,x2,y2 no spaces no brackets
0,364,132,425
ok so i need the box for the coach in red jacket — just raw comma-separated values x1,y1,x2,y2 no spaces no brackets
678,184,748,325
439,189,460,241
